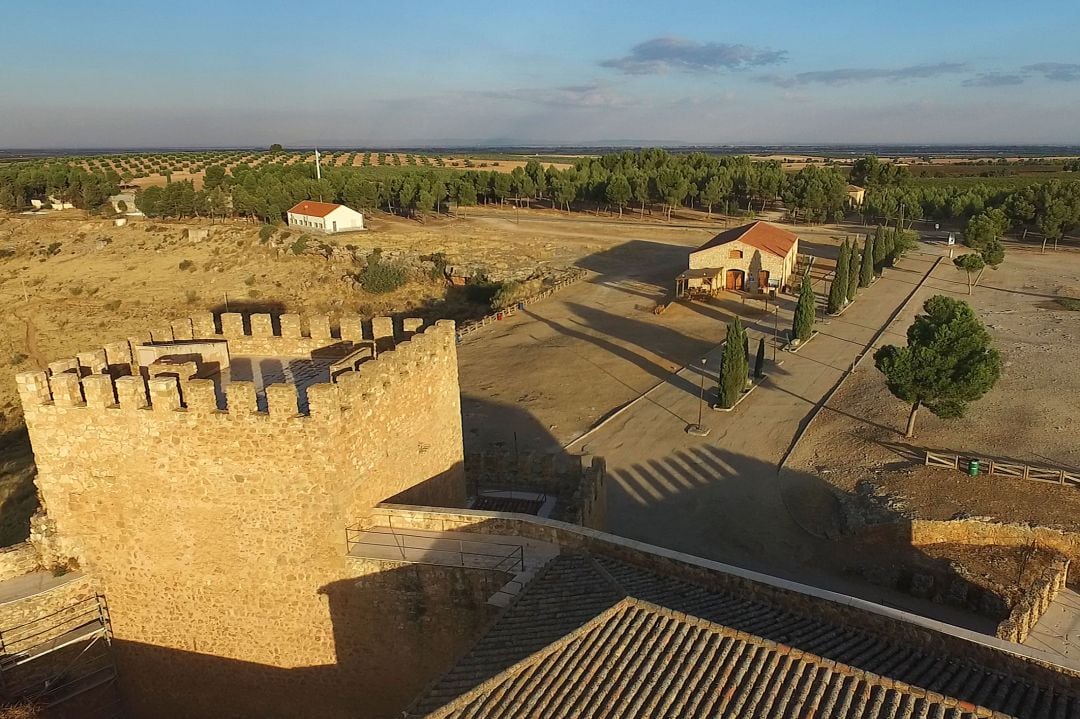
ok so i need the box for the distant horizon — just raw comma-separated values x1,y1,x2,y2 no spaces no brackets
5,141,1080,156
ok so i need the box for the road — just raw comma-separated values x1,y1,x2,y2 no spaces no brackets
576,251,942,579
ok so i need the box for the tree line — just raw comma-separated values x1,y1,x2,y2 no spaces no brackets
3,150,1080,243
0,162,119,213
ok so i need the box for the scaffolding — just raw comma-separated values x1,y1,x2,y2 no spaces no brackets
0,594,119,716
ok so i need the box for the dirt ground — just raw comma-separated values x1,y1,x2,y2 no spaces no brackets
0,205,771,543
789,243,1080,531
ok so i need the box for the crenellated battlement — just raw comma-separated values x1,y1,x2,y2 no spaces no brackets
16,314,455,422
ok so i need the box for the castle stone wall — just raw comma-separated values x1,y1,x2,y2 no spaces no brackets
15,315,468,718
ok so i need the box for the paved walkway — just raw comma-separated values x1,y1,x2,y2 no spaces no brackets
579,252,941,581
1025,587,1080,670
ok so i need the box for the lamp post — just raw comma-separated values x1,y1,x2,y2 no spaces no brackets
686,357,711,436
773,304,779,361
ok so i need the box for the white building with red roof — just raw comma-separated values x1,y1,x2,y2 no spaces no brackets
286,200,364,233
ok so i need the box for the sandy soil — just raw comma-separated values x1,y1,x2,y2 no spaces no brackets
789,243,1080,530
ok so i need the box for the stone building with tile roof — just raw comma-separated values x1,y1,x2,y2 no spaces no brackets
677,221,800,297
390,509,1079,719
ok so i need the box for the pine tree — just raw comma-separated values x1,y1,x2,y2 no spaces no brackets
846,240,860,302
874,295,1001,437
827,239,850,314
792,275,815,343
859,238,874,287
717,317,749,408
754,337,766,379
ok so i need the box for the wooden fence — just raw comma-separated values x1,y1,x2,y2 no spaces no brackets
925,451,1080,488
455,269,588,341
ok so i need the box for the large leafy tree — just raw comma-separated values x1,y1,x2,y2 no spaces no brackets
874,295,1001,437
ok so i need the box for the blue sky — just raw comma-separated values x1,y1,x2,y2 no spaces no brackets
3,0,1080,147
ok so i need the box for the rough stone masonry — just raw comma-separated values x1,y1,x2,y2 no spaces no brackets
14,312,487,718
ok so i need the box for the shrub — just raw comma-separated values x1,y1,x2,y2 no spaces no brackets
178,259,195,271
289,236,309,255
103,299,121,311
358,254,408,294
490,280,523,309
46,242,62,256
244,274,256,287
1056,297,1080,311
0,248,15,259
10,352,28,366
258,225,276,243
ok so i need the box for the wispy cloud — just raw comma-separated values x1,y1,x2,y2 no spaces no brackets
600,36,786,75
479,83,627,109
761,62,967,88
962,72,1025,87
1022,62,1080,81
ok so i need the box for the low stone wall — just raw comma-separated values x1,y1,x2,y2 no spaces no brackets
0,543,41,582
859,518,1080,584
376,505,1080,691
464,452,606,528
997,555,1071,643
455,269,588,341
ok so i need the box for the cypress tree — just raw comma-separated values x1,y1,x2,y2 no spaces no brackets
827,239,850,314
717,317,749,408
859,238,874,287
792,275,815,342
872,225,886,274
754,336,766,379
846,239,860,302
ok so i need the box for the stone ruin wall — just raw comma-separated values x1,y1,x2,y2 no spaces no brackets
857,518,1079,646
463,452,607,529
14,313,470,718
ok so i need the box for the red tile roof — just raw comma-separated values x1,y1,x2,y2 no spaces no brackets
287,200,341,218
693,221,799,259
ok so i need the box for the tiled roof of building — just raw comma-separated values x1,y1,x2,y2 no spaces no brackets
412,554,1080,719
287,200,342,217
693,221,799,259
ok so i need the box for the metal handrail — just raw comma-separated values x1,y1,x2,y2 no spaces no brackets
0,596,100,637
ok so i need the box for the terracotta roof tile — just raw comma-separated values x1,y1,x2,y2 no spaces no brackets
410,554,1080,719
287,200,342,218
693,221,799,259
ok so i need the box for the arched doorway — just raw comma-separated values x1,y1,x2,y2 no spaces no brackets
725,269,745,290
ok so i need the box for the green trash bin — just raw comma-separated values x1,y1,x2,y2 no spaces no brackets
968,459,980,476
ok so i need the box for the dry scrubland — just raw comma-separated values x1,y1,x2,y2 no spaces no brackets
790,244,1080,530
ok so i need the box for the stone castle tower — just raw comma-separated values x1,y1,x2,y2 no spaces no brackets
15,312,480,717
